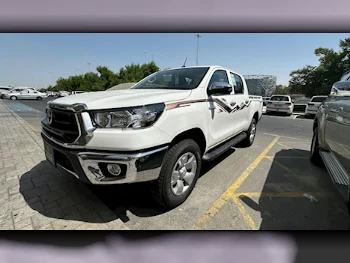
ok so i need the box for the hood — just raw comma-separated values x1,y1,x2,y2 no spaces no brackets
49,89,192,110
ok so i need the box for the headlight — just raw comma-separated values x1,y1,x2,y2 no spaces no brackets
91,103,165,129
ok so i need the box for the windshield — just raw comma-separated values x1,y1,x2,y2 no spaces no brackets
270,96,290,102
132,67,210,90
311,96,327,102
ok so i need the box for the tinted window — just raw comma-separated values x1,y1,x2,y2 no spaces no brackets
132,67,210,90
311,96,327,102
270,96,290,102
230,73,244,94
209,70,229,86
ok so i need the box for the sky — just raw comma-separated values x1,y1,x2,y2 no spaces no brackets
1,33,349,89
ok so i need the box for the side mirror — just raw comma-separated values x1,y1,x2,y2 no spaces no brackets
208,82,232,96
292,100,295,103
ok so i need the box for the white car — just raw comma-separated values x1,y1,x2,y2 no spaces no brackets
6,89,48,100
41,65,263,209
305,95,328,118
58,91,70,97
0,86,13,99
266,95,294,115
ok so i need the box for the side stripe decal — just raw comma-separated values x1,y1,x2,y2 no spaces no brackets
165,98,251,113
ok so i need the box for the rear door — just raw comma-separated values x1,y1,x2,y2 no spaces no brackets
206,69,235,147
228,72,250,134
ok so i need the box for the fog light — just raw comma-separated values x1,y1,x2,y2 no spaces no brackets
107,164,122,176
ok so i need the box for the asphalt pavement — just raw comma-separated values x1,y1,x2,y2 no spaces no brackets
1,98,348,230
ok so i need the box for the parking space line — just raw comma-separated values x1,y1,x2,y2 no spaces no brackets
263,133,310,142
264,156,325,192
232,196,258,230
265,156,308,159
235,192,335,198
276,142,309,157
193,136,280,230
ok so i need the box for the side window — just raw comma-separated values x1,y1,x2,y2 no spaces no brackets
339,84,350,91
230,73,244,94
208,70,229,87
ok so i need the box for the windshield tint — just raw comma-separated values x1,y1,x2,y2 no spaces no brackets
132,67,210,90
311,96,327,102
270,96,290,102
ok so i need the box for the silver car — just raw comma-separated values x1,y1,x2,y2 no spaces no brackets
5,90,48,100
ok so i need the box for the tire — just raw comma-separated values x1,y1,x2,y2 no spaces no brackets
10,96,17,101
0,94,4,99
36,97,42,100
240,118,257,147
151,139,202,209
310,127,324,167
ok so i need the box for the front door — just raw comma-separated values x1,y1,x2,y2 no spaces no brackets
206,69,235,148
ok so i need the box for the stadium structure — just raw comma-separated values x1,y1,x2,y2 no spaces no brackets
243,75,277,97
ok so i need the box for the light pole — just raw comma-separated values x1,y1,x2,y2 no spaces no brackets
143,50,156,62
87,63,91,72
50,72,54,85
195,34,201,66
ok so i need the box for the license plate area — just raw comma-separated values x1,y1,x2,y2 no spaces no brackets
44,141,56,167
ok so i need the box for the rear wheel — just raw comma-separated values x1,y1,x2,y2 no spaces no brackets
36,97,42,100
151,139,202,209
10,96,17,100
310,127,324,167
0,94,4,99
240,118,257,147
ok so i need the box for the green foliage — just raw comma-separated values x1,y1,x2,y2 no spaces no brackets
274,85,291,95
47,62,160,92
289,37,350,97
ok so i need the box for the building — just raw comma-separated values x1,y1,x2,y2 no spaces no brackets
243,75,277,97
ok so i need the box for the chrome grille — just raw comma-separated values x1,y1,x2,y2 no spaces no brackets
43,108,80,143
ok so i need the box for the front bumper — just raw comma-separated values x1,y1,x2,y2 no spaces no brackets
41,130,168,185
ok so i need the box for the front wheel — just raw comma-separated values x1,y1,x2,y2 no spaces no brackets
10,96,17,101
151,139,202,209
310,127,324,167
240,118,257,147
36,97,42,100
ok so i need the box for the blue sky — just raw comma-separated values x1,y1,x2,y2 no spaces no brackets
1,33,349,88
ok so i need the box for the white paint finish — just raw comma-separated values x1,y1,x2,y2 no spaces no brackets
50,66,263,153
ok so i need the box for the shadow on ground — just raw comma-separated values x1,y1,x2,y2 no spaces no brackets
20,147,238,225
237,149,349,230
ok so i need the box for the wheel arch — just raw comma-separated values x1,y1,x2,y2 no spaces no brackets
169,128,207,156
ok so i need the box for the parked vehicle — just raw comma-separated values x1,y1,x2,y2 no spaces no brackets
2,87,35,99
70,91,86,95
58,91,69,97
5,89,48,100
266,95,294,115
0,86,13,99
310,74,350,221
41,66,263,209
305,95,328,118
262,97,270,106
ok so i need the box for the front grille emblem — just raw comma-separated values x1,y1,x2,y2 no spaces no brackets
46,108,53,125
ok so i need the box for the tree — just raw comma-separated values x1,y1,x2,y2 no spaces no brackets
289,37,350,97
48,62,160,92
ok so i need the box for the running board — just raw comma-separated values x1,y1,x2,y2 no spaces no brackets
202,133,247,162
319,150,349,202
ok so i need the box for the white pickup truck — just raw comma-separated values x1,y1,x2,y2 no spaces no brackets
41,66,263,209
